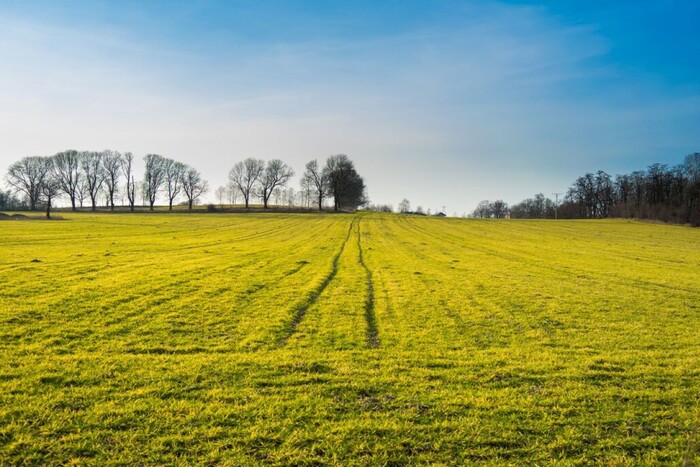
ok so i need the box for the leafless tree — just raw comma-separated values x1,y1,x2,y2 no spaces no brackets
283,187,296,207
52,150,81,211
39,158,61,219
228,158,264,209
398,198,410,213
143,154,167,211
213,186,226,208
120,152,136,211
272,187,283,206
226,182,238,205
182,167,208,210
102,150,123,211
76,176,89,208
164,159,187,210
5,156,46,210
301,159,329,211
81,151,105,211
298,177,312,208
259,159,294,209
472,200,492,218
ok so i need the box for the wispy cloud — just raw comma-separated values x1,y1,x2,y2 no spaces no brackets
1,1,698,212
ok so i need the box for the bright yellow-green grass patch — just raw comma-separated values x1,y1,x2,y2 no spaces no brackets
1,213,699,464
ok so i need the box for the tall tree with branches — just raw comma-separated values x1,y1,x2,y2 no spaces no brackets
39,157,61,219
120,152,136,211
260,159,294,209
5,156,46,210
143,154,167,211
81,151,105,211
301,159,329,211
164,159,187,210
323,154,366,211
182,167,208,210
228,158,264,209
102,150,123,211
52,150,81,211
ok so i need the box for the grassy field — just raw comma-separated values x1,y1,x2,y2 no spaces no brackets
1,212,699,464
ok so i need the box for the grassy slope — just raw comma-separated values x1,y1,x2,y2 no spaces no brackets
0,213,699,464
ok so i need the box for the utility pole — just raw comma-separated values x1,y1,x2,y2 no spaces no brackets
552,193,563,220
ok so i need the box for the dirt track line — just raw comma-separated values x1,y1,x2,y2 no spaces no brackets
277,217,357,347
357,218,379,348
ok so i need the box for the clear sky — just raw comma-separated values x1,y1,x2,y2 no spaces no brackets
1,0,699,214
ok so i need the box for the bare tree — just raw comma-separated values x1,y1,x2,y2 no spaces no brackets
260,159,294,209
284,187,296,207
76,176,89,208
164,159,187,210
52,150,81,211
5,156,46,210
102,150,123,211
298,178,311,208
214,186,227,208
472,200,492,218
398,198,411,213
226,182,238,205
273,187,283,206
81,151,105,211
182,167,208,210
228,158,264,209
120,152,136,211
39,158,61,219
301,159,329,211
143,154,167,211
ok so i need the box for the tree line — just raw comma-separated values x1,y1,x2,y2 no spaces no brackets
3,151,367,216
3,151,208,217
472,153,700,225
213,154,366,212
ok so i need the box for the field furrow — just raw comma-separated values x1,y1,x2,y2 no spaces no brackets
1,212,699,464
357,217,379,348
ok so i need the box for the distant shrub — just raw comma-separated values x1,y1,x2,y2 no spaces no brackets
206,204,217,212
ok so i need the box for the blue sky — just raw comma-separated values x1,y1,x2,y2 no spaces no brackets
1,1,699,213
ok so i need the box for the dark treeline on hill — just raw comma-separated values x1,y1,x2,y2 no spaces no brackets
2,150,367,217
474,153,700,226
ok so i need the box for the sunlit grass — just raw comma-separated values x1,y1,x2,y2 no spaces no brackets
1,213,699,464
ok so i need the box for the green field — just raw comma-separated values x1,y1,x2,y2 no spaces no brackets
1,213,699,464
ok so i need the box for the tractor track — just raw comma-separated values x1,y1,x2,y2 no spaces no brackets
277,217,357,346
357,218,379,348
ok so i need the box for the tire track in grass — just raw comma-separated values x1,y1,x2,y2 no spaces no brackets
357,217,379,348
277,217,357,347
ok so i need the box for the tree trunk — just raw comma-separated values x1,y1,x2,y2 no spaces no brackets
188,199,193,210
